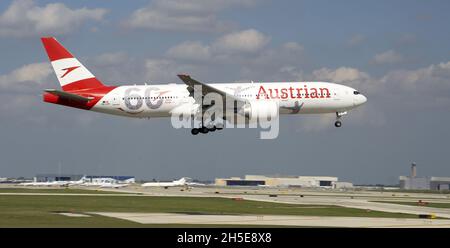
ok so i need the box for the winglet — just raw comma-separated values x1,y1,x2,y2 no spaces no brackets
177,74,191,81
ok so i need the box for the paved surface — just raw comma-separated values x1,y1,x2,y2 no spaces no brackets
240,195,450,218
58,212,91,217
2,184,450,227
92,212,450,228
95,186,450,218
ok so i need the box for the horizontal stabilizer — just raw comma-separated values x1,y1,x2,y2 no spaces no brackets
44,89,93,103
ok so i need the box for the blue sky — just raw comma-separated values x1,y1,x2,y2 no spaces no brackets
0,0,450,184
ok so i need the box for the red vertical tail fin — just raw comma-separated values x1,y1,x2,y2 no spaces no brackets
41,37,105,91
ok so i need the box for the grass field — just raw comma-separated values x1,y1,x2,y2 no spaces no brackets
373,201,450,209
0,188,133,194
0,189,420,227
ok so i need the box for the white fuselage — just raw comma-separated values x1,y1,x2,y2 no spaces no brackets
141,179,187,187
91,82,367,119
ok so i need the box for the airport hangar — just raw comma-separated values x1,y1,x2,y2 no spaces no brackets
399,163,450,190
215,175,353,189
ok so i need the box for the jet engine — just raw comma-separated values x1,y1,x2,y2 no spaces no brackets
235,100,279,124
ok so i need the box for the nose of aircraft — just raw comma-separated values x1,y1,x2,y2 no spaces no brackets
354,94,367,106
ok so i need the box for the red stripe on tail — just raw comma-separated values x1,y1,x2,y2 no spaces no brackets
41,37,73,61
62,78,104,91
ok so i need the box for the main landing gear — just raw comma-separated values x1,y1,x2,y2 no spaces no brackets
335,111,347,128
191,125,223,135
191,106,224,135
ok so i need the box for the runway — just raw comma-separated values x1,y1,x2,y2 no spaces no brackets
2,184,449,227
92,212,450,228
97,186,450,219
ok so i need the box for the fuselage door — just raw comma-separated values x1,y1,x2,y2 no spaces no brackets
111,95,120,106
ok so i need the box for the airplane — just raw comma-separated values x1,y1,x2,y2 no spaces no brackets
186,181,207,187
98,183,129,189
19,180,68,187
141,177,190,188
78,177,129,188
66,176,87,186
19,176,87,187
40,37,367,135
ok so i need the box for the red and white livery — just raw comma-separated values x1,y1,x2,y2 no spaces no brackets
41,37,367,135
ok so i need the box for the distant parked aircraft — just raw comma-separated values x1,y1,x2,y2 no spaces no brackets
18,176,87,187
98,183,129,189
141,178,190,188
19,181,67,187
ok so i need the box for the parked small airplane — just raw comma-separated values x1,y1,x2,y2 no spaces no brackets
19,180,68,187
79,178,129,188
98,183,129,189
141,178,190,188
19,176,86,187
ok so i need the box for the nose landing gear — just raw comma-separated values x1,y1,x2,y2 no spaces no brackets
335,111,347,128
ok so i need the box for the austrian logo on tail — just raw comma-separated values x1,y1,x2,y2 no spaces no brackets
60,66,80,78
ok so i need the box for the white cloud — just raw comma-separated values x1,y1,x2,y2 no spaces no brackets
312,67,370,83
279,66,305,81
125,9,230,32
0,62,52,90
166,41,211,61
212,29,270,53
144,59,201,83
381,61,450,96
0,0,108,37
164,29,272,63
373,50,403,64
312,67,376,92
90,52,129,66
0,62,53,124
123,0,257,32
155,0,257,13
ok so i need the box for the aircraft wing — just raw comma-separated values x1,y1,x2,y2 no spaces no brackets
177,74,248,108
45,89,94,103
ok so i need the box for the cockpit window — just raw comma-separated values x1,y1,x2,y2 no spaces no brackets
353,91,360,95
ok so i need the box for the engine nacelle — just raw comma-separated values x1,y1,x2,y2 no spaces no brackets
234,100,279,124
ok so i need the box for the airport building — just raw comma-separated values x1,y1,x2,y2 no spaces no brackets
215,175,346,188
35,174,135,183
35,174,83,182
399,163,450,190
84,175,136,184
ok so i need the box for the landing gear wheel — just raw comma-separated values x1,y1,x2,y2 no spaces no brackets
334,121,342,128
200,126,209,134
208,126,216,132
191,128,200,135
